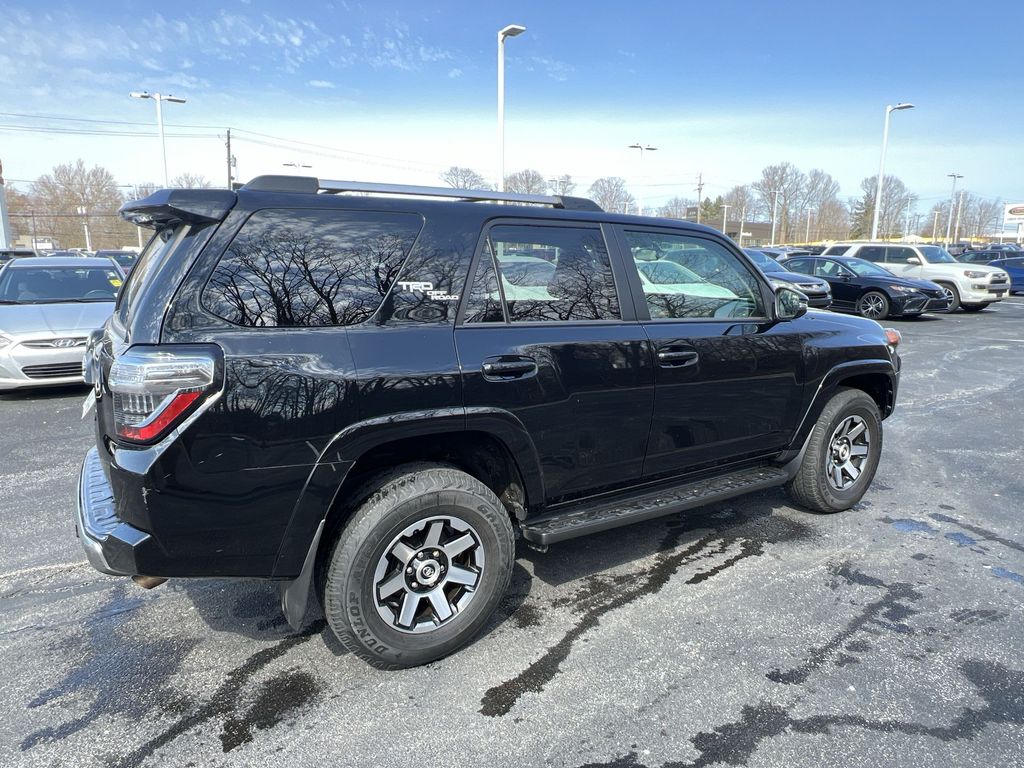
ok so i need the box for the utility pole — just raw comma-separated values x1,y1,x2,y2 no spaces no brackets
77,206,92,251
944,173,962,245
694,173,704,224
770,189,781,246
225,129,233,189
932,210,940,242
0,158,10,249
721,204,731,236
953,190,965,243
805,209,814,243
736,205,746,247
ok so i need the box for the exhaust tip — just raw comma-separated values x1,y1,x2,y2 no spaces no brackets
132,575,168,590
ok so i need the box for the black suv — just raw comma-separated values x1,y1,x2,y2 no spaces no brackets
77,177,901,668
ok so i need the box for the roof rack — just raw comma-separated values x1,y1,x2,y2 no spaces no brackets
241,175,603,212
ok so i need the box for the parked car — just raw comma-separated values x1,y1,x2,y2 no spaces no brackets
985,257,1024,294
0,256,124,390
820,242,1010,312
743,249,832,308
981,243,1022,253
94,249,140,275
1,248,38,263
77,177,901,668
779,255,948,319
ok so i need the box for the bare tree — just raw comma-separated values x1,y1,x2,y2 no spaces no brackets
440,166,488,189
504,169,547,194
723,185,756,221
850,175,916,239
589,177,635,214
659,196,695,219
549,174,576,196
170,173,212,189
29,160,126,249
751,162,807,243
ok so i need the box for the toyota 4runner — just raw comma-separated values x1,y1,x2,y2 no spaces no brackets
77,177,901,668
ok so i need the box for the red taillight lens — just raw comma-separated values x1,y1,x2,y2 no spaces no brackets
108,348,219,444
884,328,902,348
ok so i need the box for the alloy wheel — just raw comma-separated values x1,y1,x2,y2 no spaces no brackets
858,293,886,319
372,516,484,634
825,415,870,491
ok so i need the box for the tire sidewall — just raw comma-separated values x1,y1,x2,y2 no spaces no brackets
325,479,512,667
934,282,960,312
858,291,890,320
814,395,882,509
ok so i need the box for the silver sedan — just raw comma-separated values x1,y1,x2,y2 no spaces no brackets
0,256,124,390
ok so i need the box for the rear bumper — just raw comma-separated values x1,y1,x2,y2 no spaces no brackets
75,447,149,576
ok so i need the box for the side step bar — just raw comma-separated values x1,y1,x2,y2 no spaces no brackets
521,466,789,545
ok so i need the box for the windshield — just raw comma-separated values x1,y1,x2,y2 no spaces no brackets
918,246,957,264
0,266,123,303
745,250,783,271
842,258,895,278
637,260,704,284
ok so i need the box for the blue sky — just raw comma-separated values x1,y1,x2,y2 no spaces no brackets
1,0,1022,211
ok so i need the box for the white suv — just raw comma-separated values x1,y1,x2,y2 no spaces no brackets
821,243,1010,312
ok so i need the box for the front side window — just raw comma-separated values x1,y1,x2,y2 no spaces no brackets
203,209,422,328
475,224,620,323
782,258,812,274
886,247,917,264
918,246,957,264
623,231,764,319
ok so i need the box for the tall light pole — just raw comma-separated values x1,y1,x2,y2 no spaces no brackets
870,102,915,240
944,173,963,245
130,91,187,187
953,189,966,243
628,143,657,216
77,206,92,251
721,204,731,236
769,189,781,246
736,205,747,247
932,210,940,241
805,209,815,243
497,24,526,192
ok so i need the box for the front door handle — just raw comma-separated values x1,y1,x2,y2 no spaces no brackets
656,348,699,368
482,356,537,380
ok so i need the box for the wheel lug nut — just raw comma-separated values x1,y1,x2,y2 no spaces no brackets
411,581,419,588
433,550,440,558
406,567,413,574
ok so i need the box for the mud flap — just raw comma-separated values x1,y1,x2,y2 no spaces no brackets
278,519,324,631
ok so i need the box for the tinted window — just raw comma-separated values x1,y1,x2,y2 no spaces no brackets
0,266,122,303
782,258,812,274
624,231,764,320
857,246,887,263
886,247,917,264
485,224,620,323
822,245,851,255
204,209,423,327
462,249,504,324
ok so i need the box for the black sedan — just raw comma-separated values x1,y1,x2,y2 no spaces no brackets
742,249,832,308
777,255,948,320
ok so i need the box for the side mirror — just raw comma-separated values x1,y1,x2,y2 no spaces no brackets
906,256,920,265
775,285,808,320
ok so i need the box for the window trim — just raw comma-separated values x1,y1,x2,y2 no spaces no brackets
455,217,634,327
609,224,773,324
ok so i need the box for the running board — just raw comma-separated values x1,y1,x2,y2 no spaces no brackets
521,466,788,545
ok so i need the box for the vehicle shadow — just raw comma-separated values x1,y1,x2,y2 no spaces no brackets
0,383,90,401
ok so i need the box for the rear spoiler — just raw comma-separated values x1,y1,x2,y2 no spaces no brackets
120,189,237,229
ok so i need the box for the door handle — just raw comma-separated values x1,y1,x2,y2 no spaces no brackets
656,349,699,367
482,357,537,379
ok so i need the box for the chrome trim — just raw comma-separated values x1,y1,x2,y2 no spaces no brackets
316,179,597,210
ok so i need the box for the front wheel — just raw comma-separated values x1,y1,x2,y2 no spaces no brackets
323,464,515,668
856,291,890,320
786,388,882,513
934,282,960,312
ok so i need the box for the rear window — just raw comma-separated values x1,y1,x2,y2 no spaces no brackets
203,209,423,328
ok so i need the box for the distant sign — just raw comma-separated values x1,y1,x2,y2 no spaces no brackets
1005,204,1024,224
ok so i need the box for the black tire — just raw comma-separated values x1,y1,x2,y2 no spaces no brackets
786,388,882,514
934,282,960,312
960,304,988,312
856,291,890,320
323,463,514,669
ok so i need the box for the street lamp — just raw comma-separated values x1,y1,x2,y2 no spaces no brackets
944,173,963,245
628,143,657,216
130,91,187,187
870,102,915,240
497,23,526,192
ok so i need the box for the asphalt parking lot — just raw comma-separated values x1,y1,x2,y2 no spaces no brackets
1,301,1022,768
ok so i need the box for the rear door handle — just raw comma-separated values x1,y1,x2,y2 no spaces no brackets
481,356,537,380
656,349,699,367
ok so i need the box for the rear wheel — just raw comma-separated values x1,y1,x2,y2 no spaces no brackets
786,388,882,514
856,291,890,320
934,282,960,312
322,464,514,669
960,304,988,312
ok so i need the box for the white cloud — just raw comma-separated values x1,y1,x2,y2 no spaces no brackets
308,79,335,88
447,68,462,79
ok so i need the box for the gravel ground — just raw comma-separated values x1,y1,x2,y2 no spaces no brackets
1,300,1022,768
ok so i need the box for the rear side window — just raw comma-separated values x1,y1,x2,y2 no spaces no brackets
857,246,886,263
115,226,183,325
464,224,619,323
822,245,850,255
782,258,812,274
203,209,423,327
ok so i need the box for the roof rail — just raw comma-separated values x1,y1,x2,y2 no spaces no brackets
240,175,602,212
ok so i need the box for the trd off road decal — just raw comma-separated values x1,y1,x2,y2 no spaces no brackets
396,281,459,301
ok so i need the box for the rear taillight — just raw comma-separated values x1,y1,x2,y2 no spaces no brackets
108,347,220,443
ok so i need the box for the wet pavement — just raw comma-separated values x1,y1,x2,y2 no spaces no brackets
2,300,1022,768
